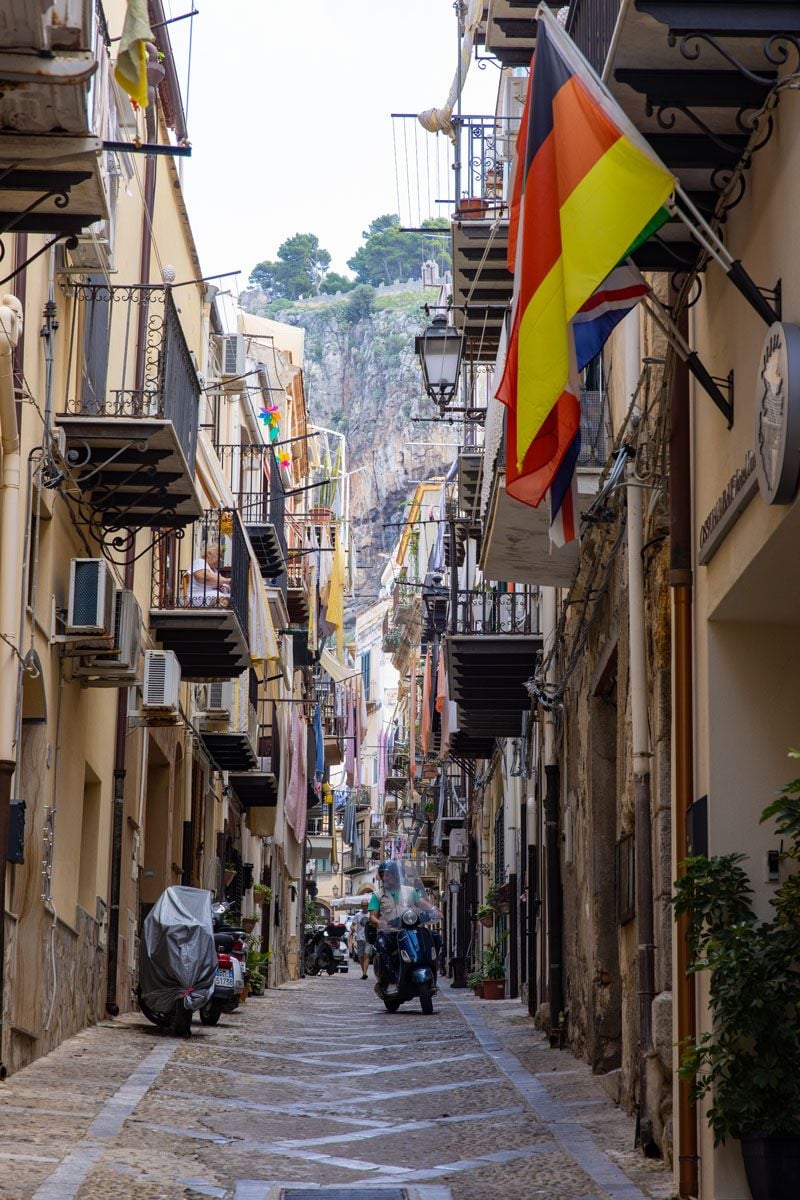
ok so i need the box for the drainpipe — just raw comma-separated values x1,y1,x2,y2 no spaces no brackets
628,450,657,1151
0,295,23,1075
625,312,657,1152
107,150,158,1014
542,587,563,1046
670,312,699,1198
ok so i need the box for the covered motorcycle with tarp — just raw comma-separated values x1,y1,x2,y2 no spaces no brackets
137,886,217,1036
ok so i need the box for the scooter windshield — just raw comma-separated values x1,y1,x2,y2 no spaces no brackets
371,858,440,931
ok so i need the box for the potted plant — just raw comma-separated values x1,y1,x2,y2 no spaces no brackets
457,196,488,220
245,935,271,998
673,763,800,1200
223,862,237,888
494,882,511,916
476,903,494,929
241,914,259,933
466,967,485,998
481,938,507,1000
252,883,272,905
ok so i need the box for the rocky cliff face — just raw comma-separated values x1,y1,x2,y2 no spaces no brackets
241,284,460,617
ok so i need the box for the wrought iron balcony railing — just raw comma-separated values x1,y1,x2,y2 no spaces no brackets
213,442,288,573
390,113,520,227
343,851,368,874
151,508,249,639
448,588,539,636
64,284,200,470
566,0,621,76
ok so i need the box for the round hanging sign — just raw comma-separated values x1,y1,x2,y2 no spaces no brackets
755,322,800,505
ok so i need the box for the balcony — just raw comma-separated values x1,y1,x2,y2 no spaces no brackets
0,4,107,237
485,1,541,66
390,112,515,362
286,557,310,626
354,785,372,810
450,115,517,363
480,388,608,586
565,0,796,271
58,285,201,532
150,509,250,680
446,588,541,740
214,443,287,580
195,669,259,773
458,450,484,522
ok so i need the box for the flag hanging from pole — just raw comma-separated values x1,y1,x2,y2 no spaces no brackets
496,5,673,517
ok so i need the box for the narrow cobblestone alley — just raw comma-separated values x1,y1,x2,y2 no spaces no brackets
0,976,674,1200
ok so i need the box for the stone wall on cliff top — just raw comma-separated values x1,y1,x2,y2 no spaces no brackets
241,282,460,621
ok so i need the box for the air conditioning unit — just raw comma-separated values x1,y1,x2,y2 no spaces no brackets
72,590,141,685
220,333,246,378
66,559,116,636
65,220,114,273
195,680,233,724
142,650,181,712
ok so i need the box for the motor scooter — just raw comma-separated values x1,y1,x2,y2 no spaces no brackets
199,932,238,1026
138,886,217,1035
304,925,337,975
374,907,439,1014
211,902,245,1011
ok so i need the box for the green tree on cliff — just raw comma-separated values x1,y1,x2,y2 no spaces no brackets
347,215,450,286
250,233,332,299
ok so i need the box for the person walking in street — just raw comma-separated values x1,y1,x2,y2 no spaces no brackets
355,896,372,979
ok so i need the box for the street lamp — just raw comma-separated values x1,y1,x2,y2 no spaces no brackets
332,883,339,898
422,574,449,636
415,312,464,413
398,807,416,836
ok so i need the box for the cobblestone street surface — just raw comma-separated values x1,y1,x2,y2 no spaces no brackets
0,975,674,1200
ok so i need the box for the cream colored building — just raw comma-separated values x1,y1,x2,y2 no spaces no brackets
0,1,324,1073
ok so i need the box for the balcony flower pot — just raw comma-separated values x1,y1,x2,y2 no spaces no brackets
483,978,505,1000
241,916,258,933
223,868,236,887
740,1134,800,1200
457,197,488,219
479,915,493,928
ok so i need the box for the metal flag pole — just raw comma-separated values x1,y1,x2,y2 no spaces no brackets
670,186,780,327
642,293,734,426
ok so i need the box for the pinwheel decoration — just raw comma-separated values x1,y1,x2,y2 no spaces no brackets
278,450,291,470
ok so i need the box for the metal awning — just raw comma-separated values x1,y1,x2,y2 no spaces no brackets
581,1,799,273
0,134,106,235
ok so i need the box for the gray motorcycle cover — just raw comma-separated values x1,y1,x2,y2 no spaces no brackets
139,886,217,1013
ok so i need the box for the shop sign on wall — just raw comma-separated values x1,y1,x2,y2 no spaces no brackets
755,322,800,505
698,451,757,565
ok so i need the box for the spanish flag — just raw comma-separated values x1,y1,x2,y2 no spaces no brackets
496,6,674,508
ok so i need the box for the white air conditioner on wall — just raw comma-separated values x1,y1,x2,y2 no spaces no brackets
66,559,116,636
195,680,233,726
142,650,181,713
220,333,246,378
72,590,141,685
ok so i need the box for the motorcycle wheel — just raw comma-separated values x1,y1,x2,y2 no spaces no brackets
138,995,169,1028
322,947,336,976
199,1000,223,1026
170,1003,193,1036
419,982,434,1015
383,995,401,1013
306,955,320,976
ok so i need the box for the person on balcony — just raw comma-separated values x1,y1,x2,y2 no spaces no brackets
187,542,230,607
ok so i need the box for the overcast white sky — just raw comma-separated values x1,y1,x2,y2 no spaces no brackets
165,1,498,286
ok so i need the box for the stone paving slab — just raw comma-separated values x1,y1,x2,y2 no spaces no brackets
0,975,675,1200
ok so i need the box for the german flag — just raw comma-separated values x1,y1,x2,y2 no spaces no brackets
496,7,673,507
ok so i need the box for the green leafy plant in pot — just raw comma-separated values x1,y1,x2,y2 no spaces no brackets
480,936,507,1001
673,761,800,1199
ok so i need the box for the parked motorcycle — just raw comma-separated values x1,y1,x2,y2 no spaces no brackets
304,925,337,976
371,859,441,1014
138,886,217,1035
199,932,238,1026
210,902,245,1013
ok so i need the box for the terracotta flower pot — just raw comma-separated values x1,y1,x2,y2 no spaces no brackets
479,915,493,928
457,197,488,219
475,982,485,999
241,917,258,933
483,978,506,1000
